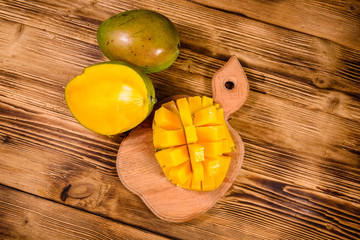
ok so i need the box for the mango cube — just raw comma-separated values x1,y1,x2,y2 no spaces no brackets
202,175,215,191
202,157,221,176
194,106,224,127
191,161,204,181
169,160,192,185
176,98,192,126
196,125,226,142
214,156,231,188
153,127,186,149
198,141,223,156
188,96,202,114
202,96,213,108
188,144,205,183
162,166,172,180
222,138,235,153
190,176,202,191
154,106,182,130
177,173,192,189
155,145,189,167
203,156,231,176
188,143,205,162
184,125,198,144
162,100,179,114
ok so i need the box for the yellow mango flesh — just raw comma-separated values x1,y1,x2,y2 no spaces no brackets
184,125,198,144
65,62,155,135
188,144,205,182
162,166,172,180
153,96,236,191
153,127,186,149
176,98,193,126
154,106,182,130
194,106,224,127
190,177,202,191
202,175,215,191
222,138,235,153
177,173,192,189
202,96,213,108
188,96,202,114
198,141,223,157
161,100,179,115
196,125,226,142
155,145,189,167
169,161,192,185
188,143,205,163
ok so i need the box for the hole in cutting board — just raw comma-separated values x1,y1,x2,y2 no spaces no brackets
225,81,235,90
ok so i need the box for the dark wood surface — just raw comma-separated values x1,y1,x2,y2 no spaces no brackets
0,0,359,239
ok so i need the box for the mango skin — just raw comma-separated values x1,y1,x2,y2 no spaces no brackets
97,9,180,73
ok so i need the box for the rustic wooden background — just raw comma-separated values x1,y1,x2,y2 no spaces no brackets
0,0,359,239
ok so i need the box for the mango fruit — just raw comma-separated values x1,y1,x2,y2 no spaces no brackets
65,61,156,135
97,9,180,73
153,96,236,191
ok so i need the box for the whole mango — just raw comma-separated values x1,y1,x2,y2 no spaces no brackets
97,9,180,73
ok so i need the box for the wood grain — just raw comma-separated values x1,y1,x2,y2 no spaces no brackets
0,17,358,200
0,184,169,240
192,0,360,51
0,0,359,239
1,0,359,95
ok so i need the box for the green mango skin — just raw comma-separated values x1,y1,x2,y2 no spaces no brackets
97,10,180,73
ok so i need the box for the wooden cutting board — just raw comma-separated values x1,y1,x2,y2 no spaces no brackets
116,56,249,222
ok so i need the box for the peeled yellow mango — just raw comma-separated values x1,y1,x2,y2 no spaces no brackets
65,61,155,135
153,96,236,191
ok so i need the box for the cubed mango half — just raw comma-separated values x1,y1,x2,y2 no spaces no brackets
153,96,236,191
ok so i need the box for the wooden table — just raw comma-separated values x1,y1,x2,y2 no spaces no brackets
1,0,359,239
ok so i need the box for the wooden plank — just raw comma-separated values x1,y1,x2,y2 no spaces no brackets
0,64,359,238
0,184,169,240
0,134,359,239
0,0,359,239
0,17,359,199
223,170,360,240
192,0,360,51
0,13,359,123
1,0,359,96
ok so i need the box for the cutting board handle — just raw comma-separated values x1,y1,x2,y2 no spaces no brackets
212,55,249,119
